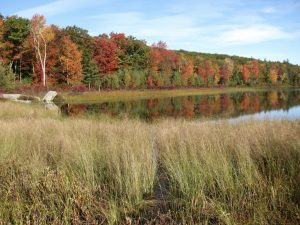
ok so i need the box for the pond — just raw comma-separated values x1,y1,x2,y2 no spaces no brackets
61,89,300,121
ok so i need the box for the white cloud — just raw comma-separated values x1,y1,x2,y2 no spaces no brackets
16,0,107,18
262,6,276,14
213,25,295,46
88,12,204,44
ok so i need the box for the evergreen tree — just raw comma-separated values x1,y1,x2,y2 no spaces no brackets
0,62,14,89
172,71,182,87
2,16,30,80
82,49,99,88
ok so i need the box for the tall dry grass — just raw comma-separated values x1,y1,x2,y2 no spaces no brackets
155,120,300,224
0,102,299,224
64,87,266,103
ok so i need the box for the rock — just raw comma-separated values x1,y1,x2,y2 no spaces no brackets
15,100,32,104
0,91,61,112
1,94,22,101
17,95,41,102
0,94,41,103
43,91,58,103
44,102,60,112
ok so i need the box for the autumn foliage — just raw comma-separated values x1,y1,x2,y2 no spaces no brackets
241,65,250,82
93,36,118,74
269,65,278,84
59,36,82,84
0,13,299,90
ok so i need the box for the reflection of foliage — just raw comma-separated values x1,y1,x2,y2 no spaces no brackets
269,91,278,107
61,90,300,120
61,104,87,117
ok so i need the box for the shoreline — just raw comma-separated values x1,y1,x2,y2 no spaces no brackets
63,86,298,103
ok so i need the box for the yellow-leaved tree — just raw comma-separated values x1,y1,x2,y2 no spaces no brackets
30,14,54,86
269,65,278,84
59,36,82,85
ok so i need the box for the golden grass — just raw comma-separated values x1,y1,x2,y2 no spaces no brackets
0,102,299,224
64,87,275,103
0,101,58,119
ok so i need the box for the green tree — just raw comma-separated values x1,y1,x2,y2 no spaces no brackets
172,71,182,87
208,75,214,86
64,26,92,50
0,62,14,89
230,68,243,86
82,49,99,88
122,69,131,88
124,36,150,70
2,16,30,80
131,70,146,88
195,75,204,86
110,74,120,89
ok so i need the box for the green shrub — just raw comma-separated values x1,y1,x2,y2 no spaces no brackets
131,70,146,88
171,71,182,87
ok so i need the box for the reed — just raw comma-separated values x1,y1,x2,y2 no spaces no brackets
0,102,299,224
64,87,274,103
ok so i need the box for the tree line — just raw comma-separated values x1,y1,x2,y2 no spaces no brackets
0,13,300,91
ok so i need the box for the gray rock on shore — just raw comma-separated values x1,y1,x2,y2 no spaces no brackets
42,91,58,103
0,94,40,103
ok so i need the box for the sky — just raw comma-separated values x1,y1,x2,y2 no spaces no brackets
1,0,300,64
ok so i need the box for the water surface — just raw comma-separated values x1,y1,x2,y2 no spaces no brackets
61,89,300,121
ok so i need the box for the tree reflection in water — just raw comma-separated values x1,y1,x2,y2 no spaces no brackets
61,89,300,121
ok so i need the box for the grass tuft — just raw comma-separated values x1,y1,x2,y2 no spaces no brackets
0,102,299,224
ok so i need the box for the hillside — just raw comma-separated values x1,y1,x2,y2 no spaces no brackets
0,13,300,92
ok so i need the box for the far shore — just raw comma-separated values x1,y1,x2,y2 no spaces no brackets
63,86,298,103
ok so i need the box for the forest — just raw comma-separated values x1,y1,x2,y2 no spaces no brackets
0,13,300,92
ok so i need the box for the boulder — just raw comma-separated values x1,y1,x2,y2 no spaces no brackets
0,91,61,112
44,102,60,112
43,91,58,103
18,95,41,102
0,94,41,103
1,94,21,101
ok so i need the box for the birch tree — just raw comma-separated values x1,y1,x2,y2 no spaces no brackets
30,14,54,86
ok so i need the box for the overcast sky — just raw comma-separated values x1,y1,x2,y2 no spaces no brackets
2,0,300,64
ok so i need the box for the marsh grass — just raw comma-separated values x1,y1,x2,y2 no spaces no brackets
155,120,300,224
0,101,58,119
0,102,299,224
64,87,276,103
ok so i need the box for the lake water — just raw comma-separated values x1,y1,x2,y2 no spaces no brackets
61,89,300,121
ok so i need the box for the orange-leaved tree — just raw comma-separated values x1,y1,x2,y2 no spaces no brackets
181,59,194,83
59,36,82,85
251,60,260,80
241,64,250,82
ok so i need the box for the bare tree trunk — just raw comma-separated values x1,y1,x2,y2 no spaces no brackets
66,60,69,85
43,41,47,86
14,61,17,83
19,58,22,83
32,28,47,87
